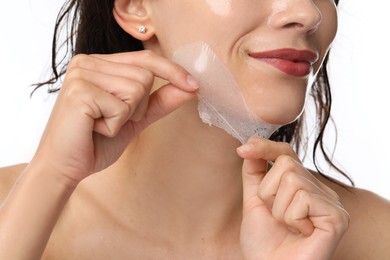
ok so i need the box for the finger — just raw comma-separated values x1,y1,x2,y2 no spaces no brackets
259,155,341,207
240,157,269,206
237,137,340,207
68,54,155,87
135,83,196,130
60,79,132,138
270,172,341,224
65,68,154,123
284,190,349,237
65,67,152,102
284,189,315,236
236,137,298,204
91,51,200,92
237,137,300,162
91,91,136,137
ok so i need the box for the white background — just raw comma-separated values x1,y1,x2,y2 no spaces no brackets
1,1,389,199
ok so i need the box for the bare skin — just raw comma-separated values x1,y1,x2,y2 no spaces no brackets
0,69,388,258
0,61,389,258
1,160,390,259
1,0,390,259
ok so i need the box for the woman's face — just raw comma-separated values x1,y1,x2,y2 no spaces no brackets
147,0,338,125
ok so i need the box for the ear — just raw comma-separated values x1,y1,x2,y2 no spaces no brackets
113,0,155,41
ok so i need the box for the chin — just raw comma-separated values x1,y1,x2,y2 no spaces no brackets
260,112,303,126
251,102,305,126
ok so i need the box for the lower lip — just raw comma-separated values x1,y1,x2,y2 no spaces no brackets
256,58,312,77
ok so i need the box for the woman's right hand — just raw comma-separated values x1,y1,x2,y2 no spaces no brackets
0,50,198,260
32,50,199,183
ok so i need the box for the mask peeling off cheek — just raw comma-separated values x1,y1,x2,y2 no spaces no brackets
172,42,280,143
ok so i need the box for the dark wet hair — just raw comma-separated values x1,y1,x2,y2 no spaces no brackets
34,0,353,185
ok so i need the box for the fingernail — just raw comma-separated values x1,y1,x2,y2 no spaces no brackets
237,143,252,154
186,74,199,90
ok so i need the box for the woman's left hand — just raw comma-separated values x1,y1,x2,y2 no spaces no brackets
237,137,349,260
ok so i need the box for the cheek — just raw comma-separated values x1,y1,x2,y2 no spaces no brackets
149,3,217,56
149,1,258,58
149,5,195,55
204,0,233,16
314,3,338,71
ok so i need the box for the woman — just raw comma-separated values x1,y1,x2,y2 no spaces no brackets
0,0,389,259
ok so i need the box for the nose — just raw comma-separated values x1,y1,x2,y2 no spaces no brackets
268,0,322,34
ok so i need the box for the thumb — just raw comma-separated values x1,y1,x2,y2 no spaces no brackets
237,143,268,204
141,83,197,127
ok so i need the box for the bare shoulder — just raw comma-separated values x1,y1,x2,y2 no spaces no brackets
0,163,28,202
316,173,390,260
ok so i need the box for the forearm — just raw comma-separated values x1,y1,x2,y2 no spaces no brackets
0,161,78,259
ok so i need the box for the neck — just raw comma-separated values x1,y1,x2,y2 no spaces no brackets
89,99,244,246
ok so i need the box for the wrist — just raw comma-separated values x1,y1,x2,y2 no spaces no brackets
0,157,79,259
28,153,82,190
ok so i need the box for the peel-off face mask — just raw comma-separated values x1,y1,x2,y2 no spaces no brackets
172,42,280,143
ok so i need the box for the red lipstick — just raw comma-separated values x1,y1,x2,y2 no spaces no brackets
249,49,319,77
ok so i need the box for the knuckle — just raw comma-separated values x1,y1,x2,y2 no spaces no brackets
115,103,132,122
61,79,89,99
139,70,154,87
131,82,148,99
123,83,146,110
281,170,299,186
283,206,300,227
257,186,273,203
295,189,308,202
62,78,85,93
59,82,94,112
68,54,89,69
103,106,132,139
141,49,155,59
276,154,296,169
284,213,295,227
119,100,132,115
65,67,84,81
